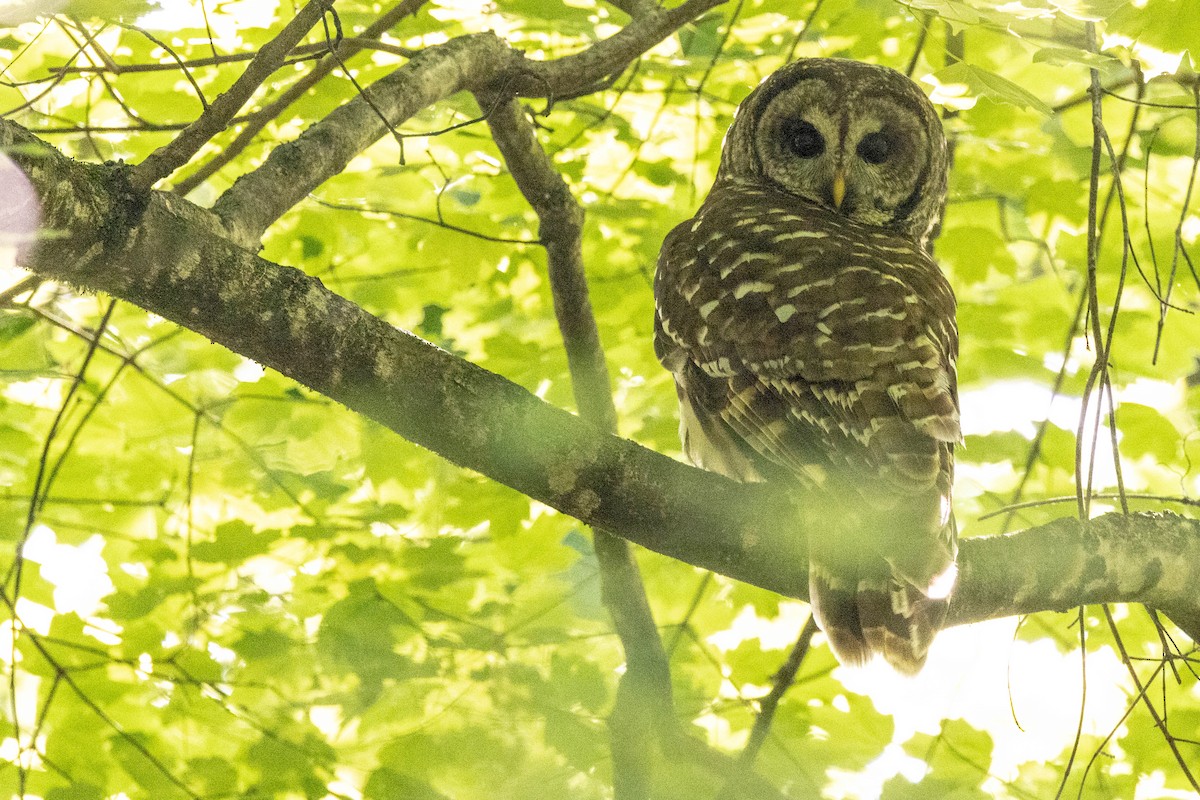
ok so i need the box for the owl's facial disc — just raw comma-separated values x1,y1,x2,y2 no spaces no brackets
746,68,940,237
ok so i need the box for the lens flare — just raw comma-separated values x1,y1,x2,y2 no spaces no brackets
0,152,41,267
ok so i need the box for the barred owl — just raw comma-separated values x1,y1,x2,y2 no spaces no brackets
654,58,959,674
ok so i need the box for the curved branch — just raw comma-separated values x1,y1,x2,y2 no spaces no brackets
509,0,728,99
5,118,1199,644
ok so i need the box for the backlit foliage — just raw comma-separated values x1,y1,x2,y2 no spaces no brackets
0,0,1197,797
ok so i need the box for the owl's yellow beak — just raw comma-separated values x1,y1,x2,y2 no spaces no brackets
831,169,847,210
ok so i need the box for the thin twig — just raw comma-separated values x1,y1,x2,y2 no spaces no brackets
1054,606,1089,800
122,22,210,109
903,13,931,76
48,37,417,75
981,492,1200,521
4,300,117,596
310,195,538,244
716,615,819,800
0,590,204,798
784,0,825,64
1155,81,1200,360
1075,21,1112,523
0,276,40,305
1102,605,1200,790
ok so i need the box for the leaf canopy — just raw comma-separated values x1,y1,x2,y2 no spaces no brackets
0,0,1198,797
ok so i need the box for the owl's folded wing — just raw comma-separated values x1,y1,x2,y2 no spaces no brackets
653,186,960,475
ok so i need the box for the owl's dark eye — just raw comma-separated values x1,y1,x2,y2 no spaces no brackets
857,131,892,164
783,119,825,159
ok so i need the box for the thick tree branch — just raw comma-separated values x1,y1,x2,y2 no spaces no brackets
952,513,1198,636
5,118,1199,644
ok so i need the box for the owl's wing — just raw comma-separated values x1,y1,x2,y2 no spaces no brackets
654,184,959,672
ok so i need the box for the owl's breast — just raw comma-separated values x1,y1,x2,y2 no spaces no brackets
658,184,952,382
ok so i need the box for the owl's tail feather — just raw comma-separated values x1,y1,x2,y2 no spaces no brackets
809,567,948,674
858,581,946,674
808,569,873,668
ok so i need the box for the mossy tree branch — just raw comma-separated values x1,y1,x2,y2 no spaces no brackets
5,117,1198,646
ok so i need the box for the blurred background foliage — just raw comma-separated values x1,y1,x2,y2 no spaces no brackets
0,0,1198,797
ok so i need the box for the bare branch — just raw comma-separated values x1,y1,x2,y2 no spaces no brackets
47,36,417,75
1103,605,1200,790
211,32,513,247
510,0,728,99
483,96,615,430
173,0,427,196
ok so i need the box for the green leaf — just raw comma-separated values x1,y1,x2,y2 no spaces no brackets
110,733,190,799
63,0,155,21
882,776,992,799
190,520,281,564
1107,0,1200,62
1032,46,1119,68
1046,0,1128,20
935,63,1054,114
184,757,239,796
245,724,335,796
903,0,987,29
635,159,681,187
0,311,36,341
939,225,1018,283
232,627,294,659
884,719,995,798
679,13,724,58
419,303,449,338
1117,402,1180,461
543,706,606,769
46,785,105,800
365,769,450,800
299,235,325,260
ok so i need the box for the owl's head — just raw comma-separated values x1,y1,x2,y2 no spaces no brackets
718,58,948,248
